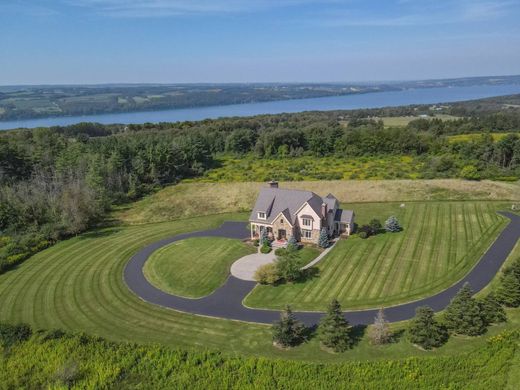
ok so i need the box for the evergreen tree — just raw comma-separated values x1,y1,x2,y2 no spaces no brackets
318,299,352,352
479,293,507,325
408,306,448,350
495,271,520,307
318,227,329,248
368,308,391,345
287,235,298,250
260,228,270,246
272,306,306,348
444,283,486,336
385,216,401,232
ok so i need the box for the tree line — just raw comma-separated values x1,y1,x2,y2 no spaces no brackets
1,102,519,271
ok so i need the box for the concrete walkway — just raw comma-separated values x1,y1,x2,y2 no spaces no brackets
124,212,520,326
231,251,276,281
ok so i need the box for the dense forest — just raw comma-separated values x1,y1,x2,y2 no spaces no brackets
1,95,519,272
0,322,518,389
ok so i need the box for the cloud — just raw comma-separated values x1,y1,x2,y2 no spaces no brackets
315,0,517,28
64,0,331,17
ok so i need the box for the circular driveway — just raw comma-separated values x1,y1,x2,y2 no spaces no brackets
124,213,520,326
230,252,276,281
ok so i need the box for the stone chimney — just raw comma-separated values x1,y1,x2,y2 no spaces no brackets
269,180,279,189
321,202,327,218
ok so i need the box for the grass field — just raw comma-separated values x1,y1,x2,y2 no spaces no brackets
447,132,514,143
191,155,423,182
379,115,460,127
144,237,255,298
1,208,518,362
245,201,508,310
114,179,520,225
339,115,461,128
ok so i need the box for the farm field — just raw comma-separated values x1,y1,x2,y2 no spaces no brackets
0,206,518,362
114,179,520,225
144,237,255,298
245,201,509,310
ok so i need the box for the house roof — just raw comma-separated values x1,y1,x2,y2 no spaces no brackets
323,193,339,212
335,209,354,224
249,187,324,225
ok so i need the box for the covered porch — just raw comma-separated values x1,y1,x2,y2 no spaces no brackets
250,223,291,242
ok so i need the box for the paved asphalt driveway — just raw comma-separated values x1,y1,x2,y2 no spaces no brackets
124,212,520,326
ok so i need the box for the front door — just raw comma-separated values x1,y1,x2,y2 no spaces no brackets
278,229,286,240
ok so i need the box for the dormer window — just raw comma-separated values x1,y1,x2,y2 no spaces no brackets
302,218,311,226
258,212,266,220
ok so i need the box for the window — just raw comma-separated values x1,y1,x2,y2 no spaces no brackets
258,212,266,219
302,230,312,239
302,218,311,226
280,218,284,224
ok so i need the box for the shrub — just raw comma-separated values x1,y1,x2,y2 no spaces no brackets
272,306,306,348
385,216,401,232
254,263,280,284
253,239,259,247
368,219,382,235
0,322,32,347
444,283,486,336
318,299,352,352
260,244,272,254
460,165,481,180
358,231,368,239
274,248,286,256
408,306,448,350
368,308,391,345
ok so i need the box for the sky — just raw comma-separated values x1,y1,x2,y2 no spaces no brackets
1,0,520,84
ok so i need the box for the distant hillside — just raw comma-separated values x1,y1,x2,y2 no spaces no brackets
1,75,519,121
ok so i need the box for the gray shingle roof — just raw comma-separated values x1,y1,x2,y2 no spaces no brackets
322,193,338,212
249,187,323,225
335,209,354,224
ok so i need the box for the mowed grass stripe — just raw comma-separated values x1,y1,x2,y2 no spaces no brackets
0,213,290,356
375,203,419,299
401,203,432,292
245,201,507,310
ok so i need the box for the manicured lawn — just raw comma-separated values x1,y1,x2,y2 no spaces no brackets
0,204,517,363
298,247,321,265
245,201,508,310
144,237,255,298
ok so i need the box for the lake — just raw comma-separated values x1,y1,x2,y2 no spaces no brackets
1,84,520,130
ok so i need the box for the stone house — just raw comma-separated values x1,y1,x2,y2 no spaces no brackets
249,181,354,243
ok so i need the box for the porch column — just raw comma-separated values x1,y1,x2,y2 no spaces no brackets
250,223,254,239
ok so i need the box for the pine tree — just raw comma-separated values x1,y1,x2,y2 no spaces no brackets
479,293,507,325
368,308,391,345
318,299,352,352
260,228,270,247
408,306,448,350
287,235,298,250
495,271,520,307
444,283,486,336
272,306,306,348
318,227,329,248
385,216,401,232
